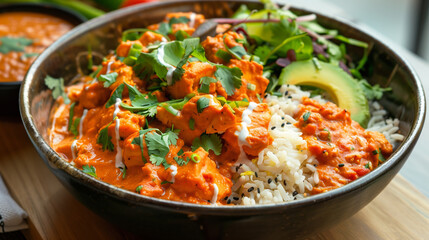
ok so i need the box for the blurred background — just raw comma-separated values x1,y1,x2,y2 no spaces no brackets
3,0,427,62
285,0,429,63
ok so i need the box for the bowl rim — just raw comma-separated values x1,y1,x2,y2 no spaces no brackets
20,0,426,215
0,2,87,85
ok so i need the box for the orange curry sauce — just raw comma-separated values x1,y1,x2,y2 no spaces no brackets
0,12,74,82
295,98,392,194
49,12,392,205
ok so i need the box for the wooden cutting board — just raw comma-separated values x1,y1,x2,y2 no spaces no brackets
1,116,428,239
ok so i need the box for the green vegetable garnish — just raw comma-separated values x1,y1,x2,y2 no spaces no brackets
98,72,118,88
192,134,222,155
45,76,70,104
97,122,114,152
196,97,210,113
0,36,32,54
303,112,311,122
82,165,97,178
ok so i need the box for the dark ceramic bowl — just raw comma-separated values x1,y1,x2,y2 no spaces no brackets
0,3,86,116
20,0,426,239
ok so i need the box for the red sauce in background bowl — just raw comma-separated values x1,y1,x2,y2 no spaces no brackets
0,12,74,82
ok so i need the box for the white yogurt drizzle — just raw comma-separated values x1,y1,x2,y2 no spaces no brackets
79,109,88,138
169,165,178,183
235,102,258,147
52,104,66,134
211,184,219,205
189,13,196,28
233,102,258,165
71,140,77,161
157,44,176,85
115,118,125,169
113,98,121,119
106,61,114,74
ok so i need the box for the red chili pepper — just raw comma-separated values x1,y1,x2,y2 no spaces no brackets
121,0,157,8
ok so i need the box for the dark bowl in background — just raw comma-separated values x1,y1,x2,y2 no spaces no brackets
20,0,426,239
0,3,86,116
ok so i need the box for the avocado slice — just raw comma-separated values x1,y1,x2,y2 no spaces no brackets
279,60,370,127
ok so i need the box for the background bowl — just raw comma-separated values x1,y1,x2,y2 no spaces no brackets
20,0,425,239
0,3,86,116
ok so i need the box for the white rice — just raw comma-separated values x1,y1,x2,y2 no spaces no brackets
231,85,404,205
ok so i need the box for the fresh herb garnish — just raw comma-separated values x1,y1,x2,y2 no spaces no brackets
45,76,70,104
70,117,81,137
303,112,311,122
215,49,233,62
190,153,201,163
105,84,124,108
198,76,217,94
82,165,97,178
97,122,115,151
98,72,118,88
0,36,33,54
358,79,391,100
174,156,190,166
135,185,143,193
191,133,222,155
120,166,127,179
214,66,243,96
365,162,372,169
189,118,195,130
196,97,210,113
133,128,179,169
68,102,77,131
161,180,173,185
323,128,331,141
377,149,386,162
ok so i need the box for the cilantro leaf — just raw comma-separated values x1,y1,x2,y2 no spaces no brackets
144,129,179,169
191,46,208,62
171,38,201,84
191,133,222,155
125,83,142,101
223,35,247,60
68,102,77,131
0,36,33,53
303,112,311,122
131,133,147,163
131,128,159,163
214,66,243,96
163,41,185,66
215,49,232,62
174,156,190,166
189,118,195,130
175,30,190,41
97,122,114,151
70,117,81,137
133,51,167,80
169,16,190,25
105,84,124,108
358,79,391,100
45,75,70,104
196,97,210,113
99,72,118,88
82,165,97,178
157,22,170,36
198,76,217,93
